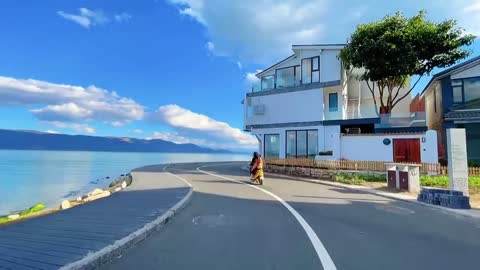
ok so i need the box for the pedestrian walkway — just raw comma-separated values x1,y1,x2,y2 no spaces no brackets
0,165,191,270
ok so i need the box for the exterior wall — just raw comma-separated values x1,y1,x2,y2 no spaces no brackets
410,94,425,112
323,125,341,160
321,49,342,82
323,86,343,120
423,82,445,158
451,64,480,80
245,88,324,126
340,130,438,163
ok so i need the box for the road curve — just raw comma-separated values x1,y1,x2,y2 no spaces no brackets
101,162,480,270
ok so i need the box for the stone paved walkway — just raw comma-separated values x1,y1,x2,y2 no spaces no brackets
0,165,190,270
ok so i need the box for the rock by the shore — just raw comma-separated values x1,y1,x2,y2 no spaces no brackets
61,200,71,210
121,181,127,189
89,188,104,197
7,214,20,220
84,190,111,202
114,187,122,192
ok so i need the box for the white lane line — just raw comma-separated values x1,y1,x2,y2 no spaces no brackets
163,165,193,187
196,164,337,270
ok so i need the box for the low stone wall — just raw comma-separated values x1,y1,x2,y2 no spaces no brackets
264,164,336,181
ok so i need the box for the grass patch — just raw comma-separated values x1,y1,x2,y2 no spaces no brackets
421,175,480,193
0,203,46,226
336,172,480,194
335,173,385,185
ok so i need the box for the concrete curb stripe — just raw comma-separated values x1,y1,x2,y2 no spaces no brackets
60,166,193,270
196,164,337,270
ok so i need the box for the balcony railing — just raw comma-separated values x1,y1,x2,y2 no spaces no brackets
251,74,302,93
375,112,427,128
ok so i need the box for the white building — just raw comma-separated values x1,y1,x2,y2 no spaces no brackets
243,44,438,163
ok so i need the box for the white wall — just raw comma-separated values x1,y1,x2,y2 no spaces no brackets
246,88,324,126
323,125,341,159
451,64,480,79
321,49,341,82
340,130,438,163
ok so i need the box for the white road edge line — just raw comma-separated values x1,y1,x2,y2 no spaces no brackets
163,165,193,188
196,164,337,270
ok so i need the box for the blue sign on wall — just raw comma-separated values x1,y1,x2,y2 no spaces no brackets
383,138,391,145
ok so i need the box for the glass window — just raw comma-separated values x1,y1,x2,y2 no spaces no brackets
261,75,275,90
276,67,295,88
464,77,480,106
312,70,320,83
452,80,463,87
453,86,463,103
312,57,319,70
307,130,318,158
296,131,307,158
302,58,312,84
286,131,296,158
264,134,280,158
329,93,338,112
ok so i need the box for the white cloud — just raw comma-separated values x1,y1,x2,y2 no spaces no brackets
31,103,93,122
206,41,215,53
44,121,95,134
237,61,243,69
131,129,144,134
114,13,132,23
45,130,59,134
168,0,480,64
0,76,144,123
149,104,257,150
246,70,261,84
57,8,108,28
147,131,207,145
110,121,126,127
58,8,131,28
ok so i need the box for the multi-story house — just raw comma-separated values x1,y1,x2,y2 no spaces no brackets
243,44,438,164
413,55,480,164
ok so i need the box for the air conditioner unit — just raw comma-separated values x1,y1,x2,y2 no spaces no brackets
253,104,265,115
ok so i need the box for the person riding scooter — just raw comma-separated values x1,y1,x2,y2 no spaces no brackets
249,152,264,185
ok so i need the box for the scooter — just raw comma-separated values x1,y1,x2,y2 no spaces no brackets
249,166,264,185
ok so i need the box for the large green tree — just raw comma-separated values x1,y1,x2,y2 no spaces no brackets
339,11,476,114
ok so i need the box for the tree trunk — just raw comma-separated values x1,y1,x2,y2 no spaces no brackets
379,106,391,115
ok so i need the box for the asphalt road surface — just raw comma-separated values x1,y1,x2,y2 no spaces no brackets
101,162,480,270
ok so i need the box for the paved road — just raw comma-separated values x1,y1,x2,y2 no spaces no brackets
0,165,190,270
102,162,480,270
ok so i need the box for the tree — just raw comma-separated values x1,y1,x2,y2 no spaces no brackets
339,11,476,114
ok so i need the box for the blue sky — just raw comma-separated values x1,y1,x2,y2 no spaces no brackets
0,0,479,150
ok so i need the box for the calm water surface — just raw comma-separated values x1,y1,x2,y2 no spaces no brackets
0,150,249,215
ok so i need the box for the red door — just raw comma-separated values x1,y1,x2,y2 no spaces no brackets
393,139,421,164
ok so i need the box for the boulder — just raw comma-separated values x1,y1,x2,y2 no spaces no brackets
61,200,71,210
89,188,104,197
114,187,122,192
76,196,83,202
84,190,111,202
121,181,127,189
7,214,20,220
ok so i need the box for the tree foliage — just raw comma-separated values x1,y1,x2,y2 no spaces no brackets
339,11,476,114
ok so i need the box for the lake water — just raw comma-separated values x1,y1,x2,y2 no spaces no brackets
0,150,250,216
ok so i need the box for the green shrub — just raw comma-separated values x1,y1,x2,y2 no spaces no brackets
419,175,480,193
19,203,45,216
335,172,385,185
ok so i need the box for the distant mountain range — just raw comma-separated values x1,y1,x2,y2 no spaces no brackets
0,129,231,153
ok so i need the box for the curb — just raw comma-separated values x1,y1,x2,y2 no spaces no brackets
60,174,194,270
243,166,480,220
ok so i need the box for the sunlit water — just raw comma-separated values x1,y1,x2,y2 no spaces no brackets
0,150,249,215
